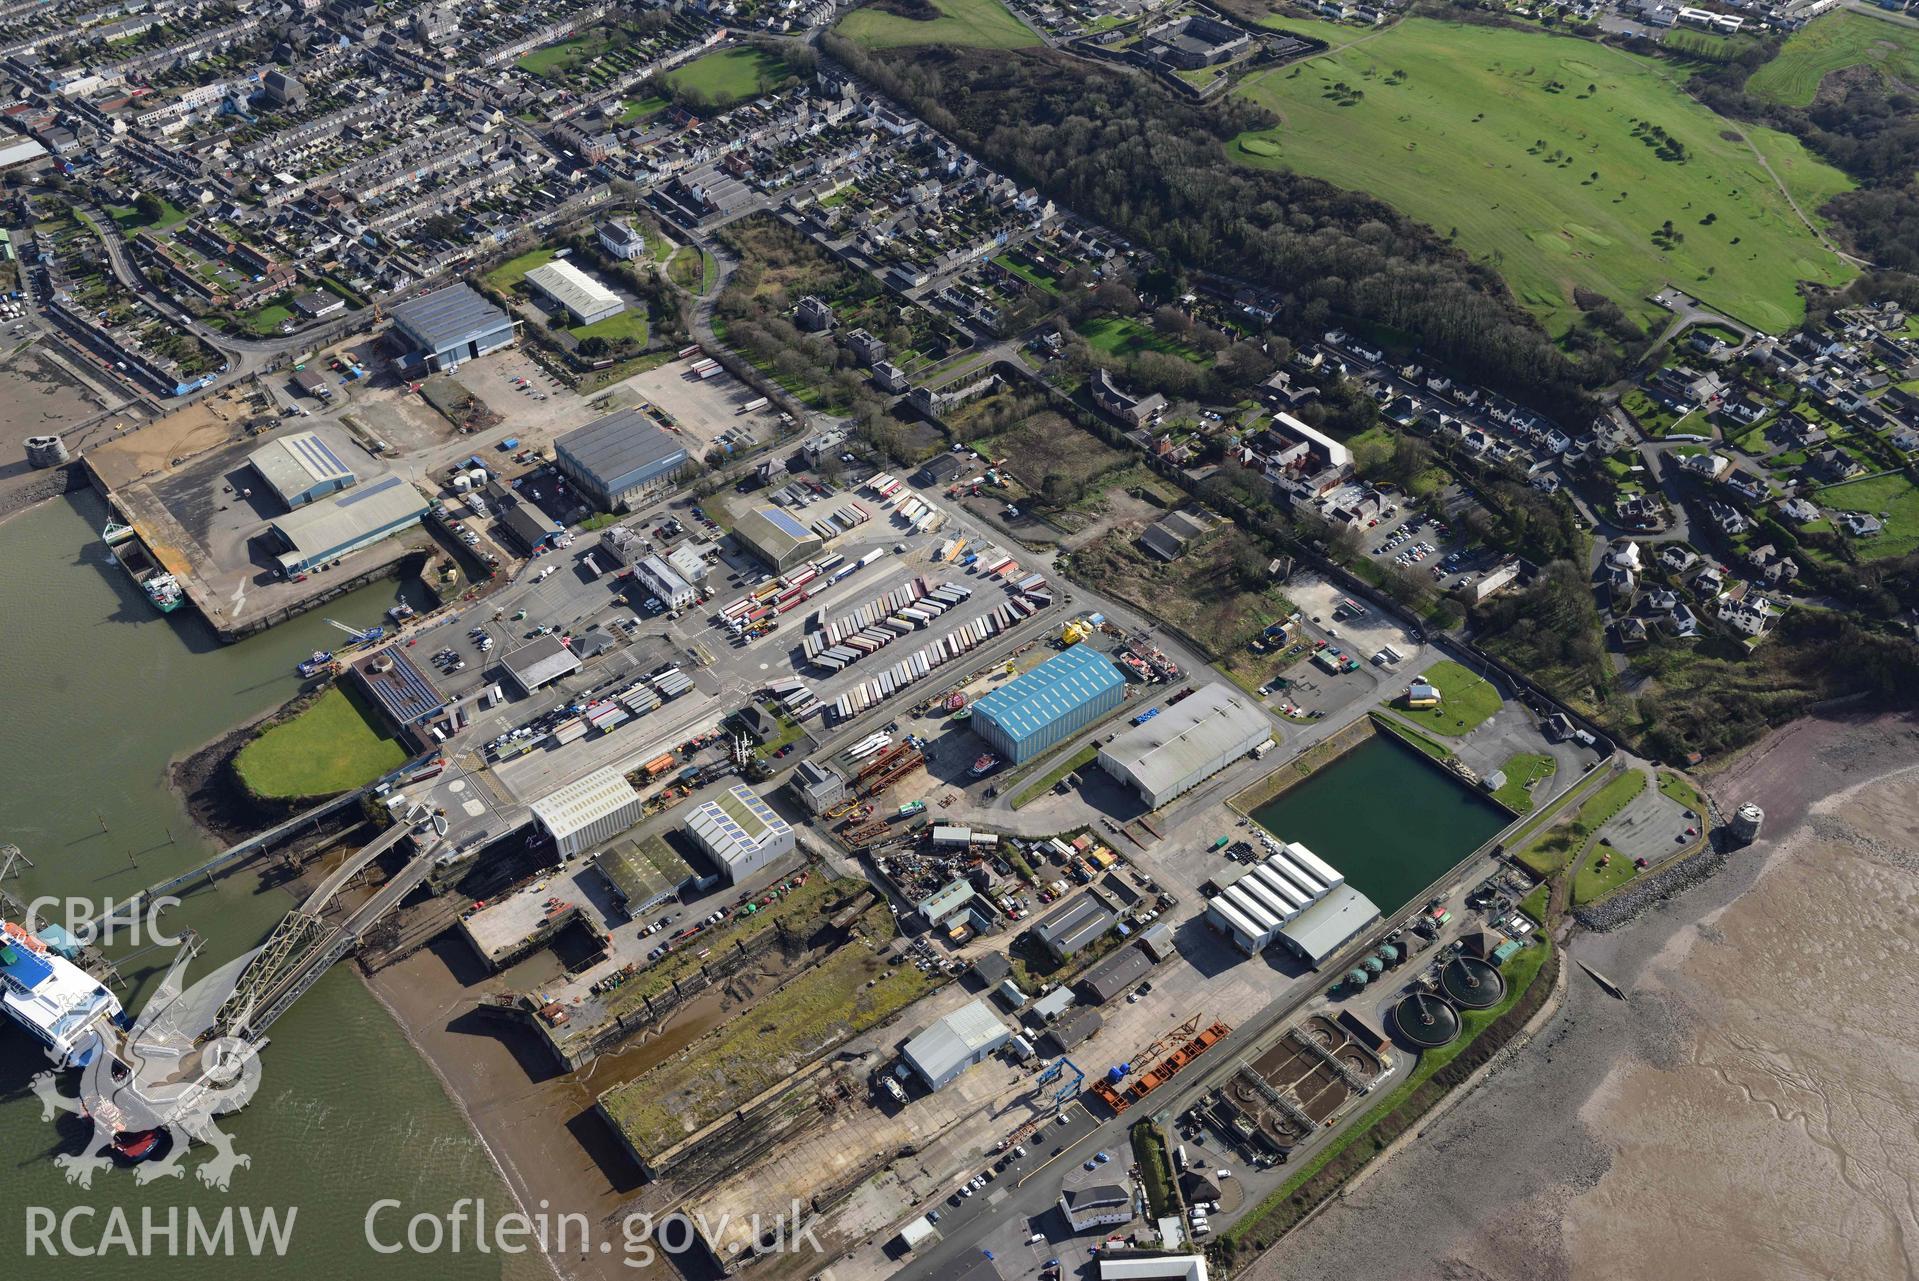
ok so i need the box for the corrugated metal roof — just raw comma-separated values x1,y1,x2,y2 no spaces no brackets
734,506,823,562
500,634,581,690
902,998,1008,1083
1032,894,1116,955
1278,882,1379,964
686,783,790,869
530,767,641,841
974,647,1126,748
249,430,354,499
271,476,426,563
389,284,509,349
525,259,621,316
1078,945,1151,1003
556,409,686,490
1099,684,1271,798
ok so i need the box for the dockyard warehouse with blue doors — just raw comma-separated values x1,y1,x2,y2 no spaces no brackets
972,645,1128,764
270,476,429,575
388,284,515,373
553,408,689,512
248,429,356,508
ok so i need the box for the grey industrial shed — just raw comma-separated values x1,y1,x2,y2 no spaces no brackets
1076,945,1153,1006
389,285,515,372
1031,895,1116,962
554,409,689,511
900,998,1010,1091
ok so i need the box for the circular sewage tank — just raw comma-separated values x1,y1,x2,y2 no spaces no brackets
1440,956,1506,1010
1392,992,1460,1049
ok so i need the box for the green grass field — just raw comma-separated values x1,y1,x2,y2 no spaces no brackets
1396,659,1502,737
482,246,558,291
663,48,790,105
242,303,293,336
1075,315,1209,364
1748,9,1919,106
1491,752,1557,813
618,95,668,123
1812,472,1919,559
837,0,1040,49
1230,19,1856,334
234,687,407,800
570,310,649,345
516,33,606,79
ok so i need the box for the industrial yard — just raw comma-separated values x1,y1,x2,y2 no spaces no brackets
12,123,1604,1281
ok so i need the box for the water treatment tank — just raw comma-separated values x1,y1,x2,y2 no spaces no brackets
1440,956,1506,1010
1376,943,1400,967
1731,803,1763,846
1392,992,1461,1049
1344,968,1370,989
1362,956,1385,976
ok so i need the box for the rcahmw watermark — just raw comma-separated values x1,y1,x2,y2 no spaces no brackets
24,1206,298,1257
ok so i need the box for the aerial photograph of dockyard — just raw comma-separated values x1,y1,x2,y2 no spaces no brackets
2,0,1917,1277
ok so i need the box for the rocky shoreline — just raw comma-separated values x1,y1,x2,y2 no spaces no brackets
168,716,291,848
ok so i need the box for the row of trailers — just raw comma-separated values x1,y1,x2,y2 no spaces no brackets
539,666,693,748
825,591,1052,724
804,578,975,672
865,473,947,535
715,546,886,638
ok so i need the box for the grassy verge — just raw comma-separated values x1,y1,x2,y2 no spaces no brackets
1011,744,1099,809
1221,942,1555,1257
1513,767,1645,880
1369,711,1453,762
233,686,407,799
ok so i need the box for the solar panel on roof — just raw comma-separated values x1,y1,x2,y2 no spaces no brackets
337,475,405,507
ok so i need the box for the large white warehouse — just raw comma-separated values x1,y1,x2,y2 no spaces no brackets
531,767,646,858
1098,684,1273,808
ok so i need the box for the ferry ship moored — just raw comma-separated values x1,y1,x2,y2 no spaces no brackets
0,919,123,1068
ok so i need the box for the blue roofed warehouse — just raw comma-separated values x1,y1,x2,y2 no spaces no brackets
972,646,1127,763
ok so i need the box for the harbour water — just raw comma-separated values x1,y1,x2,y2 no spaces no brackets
1249,733,1509,914
0,491,538,1280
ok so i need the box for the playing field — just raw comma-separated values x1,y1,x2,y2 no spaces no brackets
663,48,789,104
837,0,1039,48
1747,9,1919,106
1230,19,1856,335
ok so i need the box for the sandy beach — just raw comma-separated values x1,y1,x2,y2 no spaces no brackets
1243,711,1919,1281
